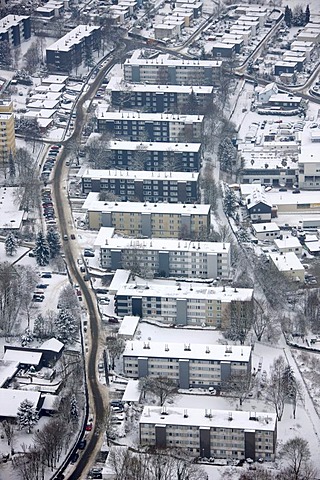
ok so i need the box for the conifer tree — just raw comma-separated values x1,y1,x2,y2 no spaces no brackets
35,231,50,266
5,232,17,256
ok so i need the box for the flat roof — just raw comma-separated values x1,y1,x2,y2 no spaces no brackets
122,379,141,403
83,192,211,215
118,315,140,337
0,15,29,33
105,140,202,153
96,109,204,123
46,25,100,52
253,222,280,233
0,360,19,388
124,52,222,68
0,389,41,418
117,282,253,302
269,252,304,272
81,168,199,182
40,338,64,353
268,93,301,103
140,406,277,431
124,341,251,362
108,269,131,293
94,227,115,247
41,75,68,84
266,190,320,206
106,77,213,94
3,349,42,366
0,187,24,230
274,237,301,249
96,235,230,255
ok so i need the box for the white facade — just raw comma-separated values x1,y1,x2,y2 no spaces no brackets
274,237,302,256
139,406,277,461
269,252,305,281
298,153,320,189
97,235,231,279
123,341,252,388
253,222,280,241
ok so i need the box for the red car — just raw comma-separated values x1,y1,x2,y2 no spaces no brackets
85,423,92,431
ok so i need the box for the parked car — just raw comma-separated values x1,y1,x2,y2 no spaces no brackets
70,452,79,464
78,439,87,450
84,250,95,257
85,423,93,431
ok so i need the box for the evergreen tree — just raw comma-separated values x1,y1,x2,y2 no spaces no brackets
223,186,238,217
54,308,78,344
46,227,61,259
284,5,292,27
305,5,310,24
70,394,79,424
292,5,305,26
17,399,38,434
34,231,50,266
8,150,15,178
33,313,46,339
218,137,237,173
5,232,17,256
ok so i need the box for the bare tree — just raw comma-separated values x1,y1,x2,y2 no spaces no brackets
33,418,67,471
279,437,315,480
13,444,46,480
139,376,178,406
106,336,125,369
267,355,286,421
252,299,269,342
2,419,16,454
224,371,254,406
223,299,253,345
201,164,219,211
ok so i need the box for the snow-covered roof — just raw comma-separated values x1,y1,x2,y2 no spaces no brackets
269,252,304,272
118,315,140,338
116,282,253,302
40,338,64,353
96,235,231,255
41,394,58,411
122,379,141,403
41,75,68,85
124,52,221,68
27,99,59,110
108,269,131,293
83,192,211,216
124,341,252,362
0,15,29,33
305,240,320,253
265,190,320,207
0,389,41,418
274,237,301,250
106,77,213,95
139,406,277,431
268,93,302,104
3,349,42,366
80,168,199,183
46,25,100,52
253,222,280,233
94,227,115,247
0,360,19,388
0,187,24,230
247,189,272,209
35,83,65,93
105,140,202,153
96,109,204,123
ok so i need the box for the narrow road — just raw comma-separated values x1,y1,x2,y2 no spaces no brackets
51,49,127,479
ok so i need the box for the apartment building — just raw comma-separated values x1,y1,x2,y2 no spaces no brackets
0,15,31,46
96,234,231,279
96,110,204,142
107,77,213,113
80,169,199,203
114,281,253,328
82,193,211,238
46,25,101,72
298,152,320,189
103,140,202,172
0,100,16,162
123,341,252,388
139,407,277,461
123,52,222,86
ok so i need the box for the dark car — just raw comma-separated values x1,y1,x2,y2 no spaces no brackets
70,452,79,464
71,233,76,240
108,317,119,324
41,272,52,278
36,284,48,289
292,189,300,194
78,439,87,450
279,188,287,192
84,250,95,257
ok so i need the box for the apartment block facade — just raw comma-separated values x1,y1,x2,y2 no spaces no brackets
0,100,16,162
0,15,31,46
104,140,202,172
46,25,101,72
298,154,320,189
97,236,231,279
123,342,252,388
107,78,213,113
82,193,211,238
123,52,222,86
96,110,204,142
139,407,277,461
115,282,253,328
80,169,199,203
